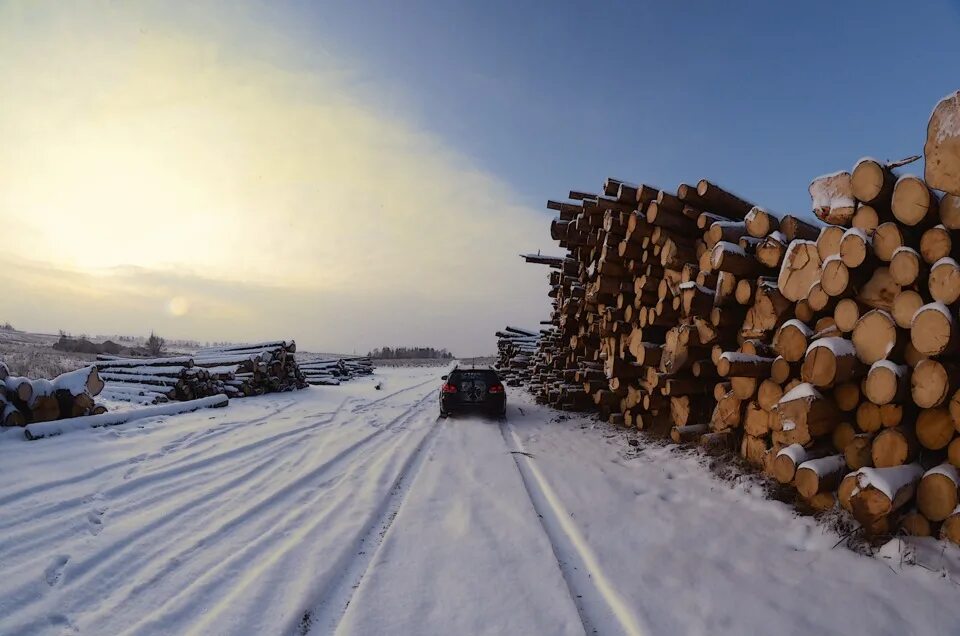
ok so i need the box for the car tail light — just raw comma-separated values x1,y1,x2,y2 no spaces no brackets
441,383,457,393
488,383,504,394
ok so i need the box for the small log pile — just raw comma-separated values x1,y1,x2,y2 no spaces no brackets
519,89,960,544
494,326,540,386
298,356,375,385
0,361,108,427
98,340,307,402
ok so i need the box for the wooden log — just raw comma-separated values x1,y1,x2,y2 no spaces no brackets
809,171,855,225
920,225,955,264
839,228,876,270
856,402,903,433
801,337,862,388
710,391,743,431
711,241,761,277
700,430,735,452
928,257,960,305
772,444,833,484
716,352,774,378
872,426,919,467
911,302,959,357
852,158,896,209
755,232,787,269
817,225,845,260
744,207,779,238
852,205,883,234
844,433,875,470
873,222,918,262
795,455,847,498
695,180,754,219
775,383,840,446
834,298,867,333
941,193,960,229
892,175,940,227
912,359,960,409
864,360,909,405
777,240,821,302
900,510,934,537
891,289,924,329
917,464,960,522
757,379,783,411
780,215,822,242
849,464,924,535
851,309,901,365
671,423,709,444
741,434,768,467
924,90,960,195
743,401,775,437
834,382,861,412
944,508,960,545
916,407,955,451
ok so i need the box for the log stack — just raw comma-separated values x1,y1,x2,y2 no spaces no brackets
0,361,108,427
298,356,374,385
516,89,960,544
98,340,308,402
494,326,540,386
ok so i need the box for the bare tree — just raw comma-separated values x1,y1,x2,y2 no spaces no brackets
146,331,166,356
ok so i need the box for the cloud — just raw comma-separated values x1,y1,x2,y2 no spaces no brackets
0,1,555,354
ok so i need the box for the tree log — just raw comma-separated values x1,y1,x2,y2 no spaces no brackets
924,90,960,195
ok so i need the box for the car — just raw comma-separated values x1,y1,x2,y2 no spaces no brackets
439,366,506,418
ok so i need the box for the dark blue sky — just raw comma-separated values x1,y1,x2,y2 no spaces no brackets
263,0,960,217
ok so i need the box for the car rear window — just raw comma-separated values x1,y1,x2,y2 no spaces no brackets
451,370,499,382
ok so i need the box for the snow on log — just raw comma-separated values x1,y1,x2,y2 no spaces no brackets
918,463,960,522
795,455,847,498
23,394,230,440
924,90,960,195
850,464,924,534
809,171,855,225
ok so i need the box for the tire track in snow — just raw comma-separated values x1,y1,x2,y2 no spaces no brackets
350,376,441,413
499,421,648,636
300,417,445,635
0,399,306,512
112,387,442,636
2,385,442,635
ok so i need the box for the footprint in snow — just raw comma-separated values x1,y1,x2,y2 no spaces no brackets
44,555,69,586
87,508,106,535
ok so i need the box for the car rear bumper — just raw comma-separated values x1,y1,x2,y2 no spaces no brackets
440,393,505,413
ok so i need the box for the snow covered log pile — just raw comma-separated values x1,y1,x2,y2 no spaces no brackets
494,327,540,386
298,356,374,386
97,340,308,402
0,362,108,427
519,89,960,543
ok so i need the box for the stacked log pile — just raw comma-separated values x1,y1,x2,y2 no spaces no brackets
298,356,375,385
520,89,960,543
1,361,108,427
494,327,540,386
97,340,307,402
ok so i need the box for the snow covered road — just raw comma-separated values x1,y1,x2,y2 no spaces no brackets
1,366,959,635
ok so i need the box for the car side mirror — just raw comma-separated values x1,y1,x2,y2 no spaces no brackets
441,375,448,380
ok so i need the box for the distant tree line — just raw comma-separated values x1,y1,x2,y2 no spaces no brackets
367,346,454,360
